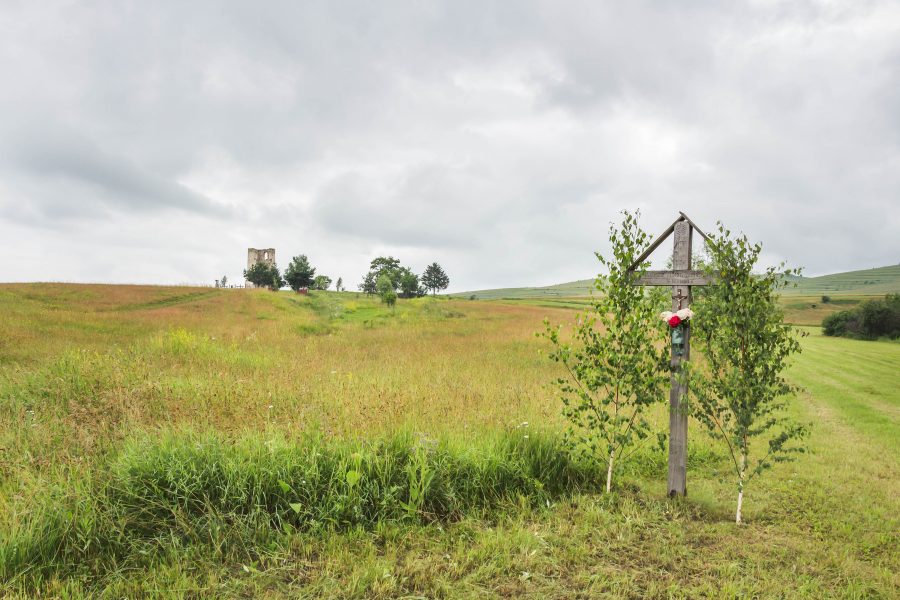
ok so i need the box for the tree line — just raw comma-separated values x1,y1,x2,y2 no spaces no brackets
357,256,449,305
242,254,449,300
822,294,900,339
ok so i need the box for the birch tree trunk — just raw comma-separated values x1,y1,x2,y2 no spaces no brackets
736,453,746,524
606,449,615,493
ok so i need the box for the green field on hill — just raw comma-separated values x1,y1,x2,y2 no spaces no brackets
455,264,900,301
0,284,897,598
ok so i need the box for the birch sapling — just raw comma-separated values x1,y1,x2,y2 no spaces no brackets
689,224,809,523
542,211,668,492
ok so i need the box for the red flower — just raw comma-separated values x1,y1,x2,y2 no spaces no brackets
668,315,681,328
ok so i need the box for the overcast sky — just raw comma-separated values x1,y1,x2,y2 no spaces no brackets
1,1,898,291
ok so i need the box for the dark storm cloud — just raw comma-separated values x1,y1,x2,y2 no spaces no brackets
0,0,897,288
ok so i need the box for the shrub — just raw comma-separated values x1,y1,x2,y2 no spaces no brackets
822,295,900,339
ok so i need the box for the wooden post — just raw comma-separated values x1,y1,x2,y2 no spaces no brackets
628,213,714,498
667,220,691,497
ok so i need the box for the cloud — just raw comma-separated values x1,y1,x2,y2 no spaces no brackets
0,0,897,288
0,127,228,226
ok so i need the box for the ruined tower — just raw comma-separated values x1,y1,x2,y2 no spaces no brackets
246,248,276,288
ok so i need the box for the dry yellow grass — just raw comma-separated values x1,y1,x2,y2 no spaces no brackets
0,285,581,469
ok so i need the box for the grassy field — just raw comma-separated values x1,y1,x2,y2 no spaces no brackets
450,280,598,301
454,264,900,300
0,284,897,598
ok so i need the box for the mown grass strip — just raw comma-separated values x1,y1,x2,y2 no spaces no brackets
110,290,219,312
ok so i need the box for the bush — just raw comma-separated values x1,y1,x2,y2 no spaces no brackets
821,295,831,303
822,295,900,339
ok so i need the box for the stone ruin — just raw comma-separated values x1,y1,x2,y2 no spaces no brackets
246,248,276,288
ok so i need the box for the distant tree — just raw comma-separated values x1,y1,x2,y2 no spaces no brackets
376,273,401,308
270,265,285,290
221,275,228,288
384,290,397,309
313,275,332,290
422,262,450,295
284,255,316,292
398,269,421,298
336,277,343,292
823,294,900,339
244,262,282,290
821,295,831,304
359,271,377,295
376,273,393,298
690,224,809,524
368,256,403,290
369,256,401,274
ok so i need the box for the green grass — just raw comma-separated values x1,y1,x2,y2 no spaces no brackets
450,279,598,300
781,265,900,296
0,283,897,597
0,430,604,589
787,327,899,448
455,264,900,300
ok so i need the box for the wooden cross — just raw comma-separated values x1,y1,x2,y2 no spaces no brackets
628,212,713,497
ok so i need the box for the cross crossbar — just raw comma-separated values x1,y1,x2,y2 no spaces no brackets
636,270,713,287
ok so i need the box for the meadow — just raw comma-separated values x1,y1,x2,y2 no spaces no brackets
453,264,900,301
0,283,897,598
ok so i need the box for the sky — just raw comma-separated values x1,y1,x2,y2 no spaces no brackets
1,1,898,292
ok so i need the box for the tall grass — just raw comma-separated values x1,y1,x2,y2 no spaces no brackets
0,429,601,589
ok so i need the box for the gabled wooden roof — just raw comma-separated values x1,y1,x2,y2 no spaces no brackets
627,212,710,273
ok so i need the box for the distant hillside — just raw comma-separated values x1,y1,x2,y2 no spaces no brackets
781,265,900,296
455,265,900,300
451,278,596,300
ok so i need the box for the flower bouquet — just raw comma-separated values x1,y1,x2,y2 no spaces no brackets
660,308,694,328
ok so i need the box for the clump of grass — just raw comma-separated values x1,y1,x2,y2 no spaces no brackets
0,429,601,589
293,322,335,336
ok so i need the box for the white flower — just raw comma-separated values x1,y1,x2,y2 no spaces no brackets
660,311,674,322
676,308,694,320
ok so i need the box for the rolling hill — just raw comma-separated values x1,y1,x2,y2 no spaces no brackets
454,265,900,300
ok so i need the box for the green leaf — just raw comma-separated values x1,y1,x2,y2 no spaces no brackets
346,470,362,487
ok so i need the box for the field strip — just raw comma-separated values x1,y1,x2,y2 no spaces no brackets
788,337,900,451
108,290,219,312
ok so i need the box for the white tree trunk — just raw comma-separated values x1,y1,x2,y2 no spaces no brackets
736,453,746,524
606,450,615,493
